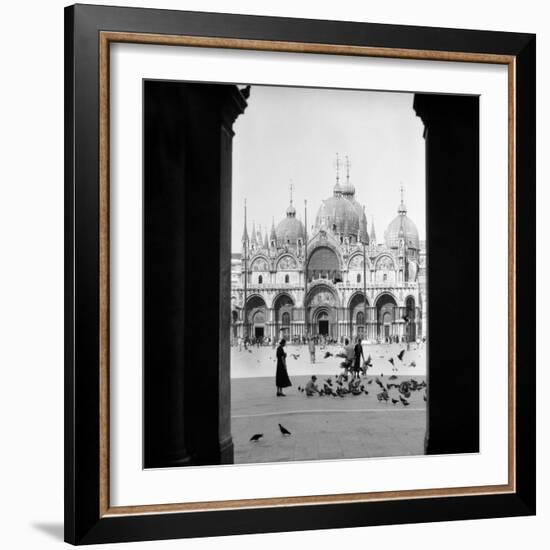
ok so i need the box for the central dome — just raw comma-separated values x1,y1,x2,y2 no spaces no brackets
314,156,365,239
315,196,363,237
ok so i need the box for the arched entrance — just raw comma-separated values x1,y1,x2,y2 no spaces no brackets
306,284,339,339
405,296,416,342
315,309,330,336
348,292,368,339
281,311,291,338
273,293,294,340
252,310,265,339
376,293,397,341
246,295,267,340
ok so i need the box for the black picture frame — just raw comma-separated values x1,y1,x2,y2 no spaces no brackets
65,3,535,545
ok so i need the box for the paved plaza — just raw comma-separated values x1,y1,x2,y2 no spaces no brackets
231,342,427,464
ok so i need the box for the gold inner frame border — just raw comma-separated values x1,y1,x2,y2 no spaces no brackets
98,31,516,517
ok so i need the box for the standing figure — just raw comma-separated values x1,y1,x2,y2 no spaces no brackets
353,336,365,379
308,338,316,364
275,339,292,397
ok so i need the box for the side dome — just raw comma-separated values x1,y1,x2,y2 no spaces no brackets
384,200,420,249
276,202,305,245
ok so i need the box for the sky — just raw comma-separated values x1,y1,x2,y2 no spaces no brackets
231,85,426,253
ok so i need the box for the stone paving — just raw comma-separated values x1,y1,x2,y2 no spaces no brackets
231,373,427,465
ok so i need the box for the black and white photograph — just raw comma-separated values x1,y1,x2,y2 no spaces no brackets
229,85,428,464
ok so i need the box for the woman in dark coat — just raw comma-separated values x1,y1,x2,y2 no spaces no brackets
275,339,292,396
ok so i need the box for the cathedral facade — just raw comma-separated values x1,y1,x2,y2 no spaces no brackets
231,167,427,344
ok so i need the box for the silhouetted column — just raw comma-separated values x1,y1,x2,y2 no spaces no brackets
144,81,248,468
414,94,479,455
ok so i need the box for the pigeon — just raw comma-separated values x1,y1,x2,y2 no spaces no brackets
399,396,410,406
388,358,395,366
250,433,263,442
367,379,373,385
391,398,399,405
363,390,369,395
398,381,410,395
377,391,389,402
290,353,300,360
397,349,405,361
278,424,291,436
409,361,416,367
248,349,253,353
324,351,333,358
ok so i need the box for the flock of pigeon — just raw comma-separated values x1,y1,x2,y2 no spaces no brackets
297,374,427,405
322,347,416,370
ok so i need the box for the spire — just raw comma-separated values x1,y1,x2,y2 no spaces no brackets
341,155,355,196
304,199,308,241
270,217,277,241
263,228,269,249
359,205,369,245
251,220,257,246
286,182,296,217
333,153,342,196
256,223,262,244
398,185,407,239
398,183,407,215
241,199,249,243
370,216,377,244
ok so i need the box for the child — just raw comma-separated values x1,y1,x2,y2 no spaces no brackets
305,375,320,396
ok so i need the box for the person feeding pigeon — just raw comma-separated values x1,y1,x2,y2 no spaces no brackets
352,336,365,380
275,339,292,397
338,338,355,375
305,375,320,396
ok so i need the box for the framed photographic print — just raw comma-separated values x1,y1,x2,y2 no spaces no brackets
64,3,536,545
